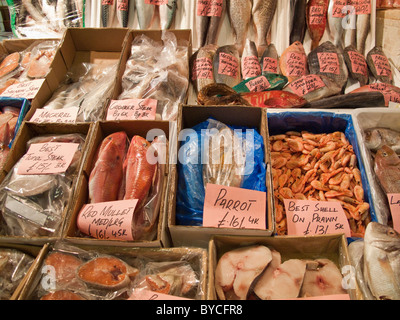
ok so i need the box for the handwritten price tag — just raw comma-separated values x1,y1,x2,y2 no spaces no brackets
17,143,79,175
129,289,191,300
218,52,239,78
197,0,223,17
145,0,168,5
309,6,326,25
242,56,262,79
348,51,368,76
317,52,340,75
283,199,351,237
288,75,326,97
77,199,138,241
106,99,157,121
203,184,266,230
245,76,271,92
371,54,393,79
0,79,45,99
192,57,213,80
262,57,278,74
388,194,400,233
286,52,307,78
30,107,78,123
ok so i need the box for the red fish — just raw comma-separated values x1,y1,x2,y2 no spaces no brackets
242,90,308,108
351,83,400,106
306,0,329,50
88,131,129,203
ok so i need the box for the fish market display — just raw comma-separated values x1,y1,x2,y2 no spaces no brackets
279,41,309,83
43,61,118,122
119,31,189,121
215,245,347,300
116,0,132,28
261,43,280,75
196,0,226,47
176,118,266,226
327,0,345,49
343,45,369,87
290,0,307,45
351,83,400,107
190,44,218,95
305,91,386,109
0,133,85,238
226,0,252,54
356,1,371,56
306,0,329,50
84,132,167,241
213,45,241,88
364,127,400,154
374,145,400,194
7,0,84,38
363,222,400,300
197,83,251,106
270,130,371,237
101,0,116,27
233,74,288,94
242,90,308,108
307,41,348,89
367,46,393,85
251,0,278,54
33,242,202,300
160,0,178,29
135,0,156,29
0,248,34,300
241,39,262,80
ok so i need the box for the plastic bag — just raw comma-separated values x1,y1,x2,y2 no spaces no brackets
0,133,86,237
176,118,267,226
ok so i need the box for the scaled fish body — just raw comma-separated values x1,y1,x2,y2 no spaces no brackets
261,43,280,75
205,0,226,46
241,39,261,80
343,45,369,87
364,222,400,300
327,0,345,49
306,0,329,50
356,3,371,56
226,0,252,54
279,41,309,83
290,0,307,45
190,44,218,94
252,0,278,54
101,0,116,28
213,45,241,87
374,145,400,194
116,0,132,27
135,0,156,29
364,127,400,154
159,0,178,29
367,46,393,84
351,83,400,107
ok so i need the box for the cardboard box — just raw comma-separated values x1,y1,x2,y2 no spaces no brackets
167,105,274,248
24,28,129,123
353,108,400,225
109,29,192,121
0,241,45,300
208,234,362,300
0,121,92,245
18,241,207,300
63,120,171,248
267,110,377,236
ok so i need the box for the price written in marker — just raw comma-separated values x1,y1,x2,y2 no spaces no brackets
0,79,45,99
388,194,400,233
284,199,351,237
203,184,267,230
106,99,157,121
30,107,79,124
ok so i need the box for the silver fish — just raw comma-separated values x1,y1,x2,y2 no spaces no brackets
252,0,278,54
364,222,400,300
356,13,371,56
290,0,307,45
135,0,155,29
241,39,261,80
213,45,241,88
116,0,132,28
101,0,116,28
327,0,345,49
190,44,218,94
261,43,280,75
159,0,178,30
205,0,226,46
226,0,252,54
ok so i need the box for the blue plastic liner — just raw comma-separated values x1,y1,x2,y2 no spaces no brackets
267,111,378,239
176,118,267,226
0,97,31,148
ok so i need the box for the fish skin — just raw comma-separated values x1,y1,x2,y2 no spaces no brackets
242,90,308,108
356,9,371,56
241,39,261,80
88,132,129,203
367,46,393,84
213,45,241,88
159,0,178,30
135,0,156,29
261,43,280,75
351,83,400,107
307,41,348,89
327,0,344,49
306,0,329,50
116,0,131,27
196,2,210,48
279,41,309,83
343,45,369,86
205,0,226,45
190,44,218,94
374,145,400,194
226,0,252,54
364,127,400,154
252,0,278,54
290,0,307,45
101,0,116,28
364,222,400,300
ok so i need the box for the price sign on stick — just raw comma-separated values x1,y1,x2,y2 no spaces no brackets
388,194,400,233
203,184,266,230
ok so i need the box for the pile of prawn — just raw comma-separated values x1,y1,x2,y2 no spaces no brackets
270,130,371,237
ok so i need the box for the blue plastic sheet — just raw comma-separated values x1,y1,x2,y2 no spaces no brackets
267,111,378,239
176,118,267,226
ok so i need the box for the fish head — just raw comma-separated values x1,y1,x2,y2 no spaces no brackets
364,128,383,151
365,222,400,252
375,145,400,167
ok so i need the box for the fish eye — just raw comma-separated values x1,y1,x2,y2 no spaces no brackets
388,230,396,236
382,152,388,157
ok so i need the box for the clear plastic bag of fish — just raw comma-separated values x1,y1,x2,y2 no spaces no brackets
176,118,267,226
0,248,34,300
7,0,83,39
0,133,86,237
43,61,118,122
119,31,189,121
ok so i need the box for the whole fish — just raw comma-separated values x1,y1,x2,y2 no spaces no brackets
101,0,116,28
190,44,218,94
135,0,156,29
205,0,226,45
356,2,371,56
252,0,278,54
343,45,369,86
279,41,309,83
261,43,280,75
364,127,400,154
159,0,178,30
241,39,261,80
306,91,385,109
116,0,131,27
307,41,348,89
196,1,210,48
367,46,393,84
351,83,400,107
327,0,345,49
213,45,241,88
290,0,307,45
306,0,329,50
241,90,308,108
88,132,129,203
226,0,252,54
197,83,251,106
364,222,400,300
374,145,400,194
